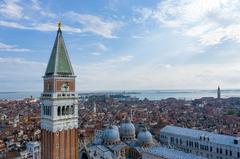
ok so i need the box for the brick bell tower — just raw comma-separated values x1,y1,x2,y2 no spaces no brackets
41,22,78,159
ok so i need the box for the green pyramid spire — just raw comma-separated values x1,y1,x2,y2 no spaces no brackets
45,22,74,76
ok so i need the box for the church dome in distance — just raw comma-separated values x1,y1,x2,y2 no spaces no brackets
137,127,153,147
103,125,120,145
119,117,135,141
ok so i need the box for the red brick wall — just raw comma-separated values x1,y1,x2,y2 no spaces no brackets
43,79,75,92
41,129,78,159
44,80,54,92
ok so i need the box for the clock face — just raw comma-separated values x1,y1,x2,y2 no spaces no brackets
61,83,69,91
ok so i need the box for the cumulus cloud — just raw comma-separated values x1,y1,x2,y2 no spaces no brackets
134,0,240,46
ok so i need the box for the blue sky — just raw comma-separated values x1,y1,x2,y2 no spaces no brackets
1,0,240,91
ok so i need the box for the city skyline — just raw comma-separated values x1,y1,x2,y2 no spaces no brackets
1,0,240,91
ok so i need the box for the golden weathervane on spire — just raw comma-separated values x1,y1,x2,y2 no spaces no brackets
57,21,61,30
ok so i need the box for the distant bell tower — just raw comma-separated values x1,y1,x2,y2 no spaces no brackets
93,102,96,114
41,22,78,159
217,86,221,99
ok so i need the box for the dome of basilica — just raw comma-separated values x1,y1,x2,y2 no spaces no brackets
119,118,135,141
137,127,153,147
103,125,120,145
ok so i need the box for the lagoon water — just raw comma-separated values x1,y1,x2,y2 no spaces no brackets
1,89,240,100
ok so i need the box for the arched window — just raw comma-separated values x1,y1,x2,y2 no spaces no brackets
71,105,74,114
48,106,52,115
45,106,47,115
66,106,70,115
81,152,89,159
46,106,49,115
48,106,50,115
62,106,65,115
57,106,61,116
43,106,46,115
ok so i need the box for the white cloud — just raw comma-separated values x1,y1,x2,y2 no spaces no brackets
106,55,134,63
0,8,121,38
163,64,172,69
0,42,30,52
0,0,27,19
82,43,108,55
87,43,108,52
73,57,240,90
30,0,41,11
90,52,102,56
0,20,82,33
30,0,56,18
0,20,27,29
133,7,153,24
2,55,240,91
0,55,135,91
132,35,144,39
94,43,108,52
0,1,121,38
0,57,42,65
0,0,56,20
199,24,240,45
32,22,82,32
118,55,134,62
134,0,240,46
0,0,75,33
65,11,122,38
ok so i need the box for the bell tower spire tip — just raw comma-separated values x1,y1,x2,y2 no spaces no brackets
57,21,61,30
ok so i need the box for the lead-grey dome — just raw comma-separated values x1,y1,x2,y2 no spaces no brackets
119,118,135,141
137,127,153,147
111,125,119,131
103,125,120,145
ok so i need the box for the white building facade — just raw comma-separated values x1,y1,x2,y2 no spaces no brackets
160,125,240,159
26,142,41,159
19,142,41,159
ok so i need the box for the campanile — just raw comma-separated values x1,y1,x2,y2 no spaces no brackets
41,22,78,159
